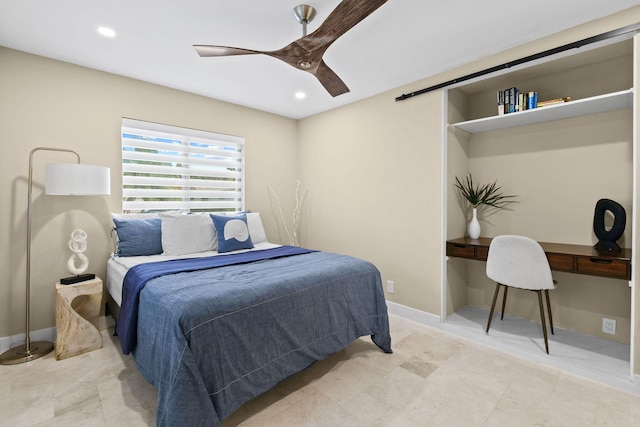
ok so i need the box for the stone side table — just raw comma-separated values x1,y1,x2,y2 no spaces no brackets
55,277,103,360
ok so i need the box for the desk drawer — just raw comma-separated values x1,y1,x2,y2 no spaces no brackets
475,246,489,261
446,242,475,259
547,254,573,272
576,257,630,280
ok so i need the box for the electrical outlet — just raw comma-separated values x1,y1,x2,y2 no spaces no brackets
602,317,616,335
387,280,394,294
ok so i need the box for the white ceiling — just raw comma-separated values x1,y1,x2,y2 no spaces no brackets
1,0,639,119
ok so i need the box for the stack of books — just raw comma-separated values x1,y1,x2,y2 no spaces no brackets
497,88,538,115
497,88,571,115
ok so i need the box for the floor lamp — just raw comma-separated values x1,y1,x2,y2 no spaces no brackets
0,147,110,365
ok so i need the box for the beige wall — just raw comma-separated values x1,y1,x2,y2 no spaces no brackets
2,6,640,373
298,90,444,314
0,47,299,338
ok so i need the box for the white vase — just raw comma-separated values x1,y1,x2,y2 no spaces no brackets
468,207,481,239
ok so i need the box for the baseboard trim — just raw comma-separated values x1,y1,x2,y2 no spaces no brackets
0,327,56,354
386,301,441,327
0,315,115,354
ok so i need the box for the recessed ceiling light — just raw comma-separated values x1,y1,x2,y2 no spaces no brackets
97,26,116,38
295,92,306,100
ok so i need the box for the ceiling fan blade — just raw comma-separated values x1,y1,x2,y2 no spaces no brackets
193,0,387,96
193,45,262,57
298,0,389,51
315,60,350,97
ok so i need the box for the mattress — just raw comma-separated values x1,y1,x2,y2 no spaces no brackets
106,242,281,306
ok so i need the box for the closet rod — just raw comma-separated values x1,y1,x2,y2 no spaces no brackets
395,22,640,102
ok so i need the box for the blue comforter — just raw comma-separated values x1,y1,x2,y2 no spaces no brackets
127,247,392,427
117,245,315,354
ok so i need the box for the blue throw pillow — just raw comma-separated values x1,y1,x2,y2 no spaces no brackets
210,214,254,253
113,218,163,257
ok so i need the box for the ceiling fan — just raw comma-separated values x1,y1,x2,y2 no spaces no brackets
193,0,389,97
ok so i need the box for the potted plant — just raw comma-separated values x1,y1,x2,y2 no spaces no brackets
453,173,516,239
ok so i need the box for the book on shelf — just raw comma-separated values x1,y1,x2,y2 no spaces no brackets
537,97,571,107
510,87,517,113
528,91,538,109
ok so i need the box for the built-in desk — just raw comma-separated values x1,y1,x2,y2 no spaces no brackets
446,237,632,281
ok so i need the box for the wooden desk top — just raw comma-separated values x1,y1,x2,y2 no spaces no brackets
446,237,631,280
447,237,631,261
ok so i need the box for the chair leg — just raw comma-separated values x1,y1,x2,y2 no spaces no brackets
537,290,549,354
501,285,508,320
545,289,554,335
486,283,502,333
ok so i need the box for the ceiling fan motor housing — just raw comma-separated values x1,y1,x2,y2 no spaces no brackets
293,4,317,35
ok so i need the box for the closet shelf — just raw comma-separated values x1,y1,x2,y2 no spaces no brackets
450,89,633,134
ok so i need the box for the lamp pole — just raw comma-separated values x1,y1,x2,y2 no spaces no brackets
0,147,80,364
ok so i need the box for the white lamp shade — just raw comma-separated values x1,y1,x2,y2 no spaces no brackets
45,163,111,196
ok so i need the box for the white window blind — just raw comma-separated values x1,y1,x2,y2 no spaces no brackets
121,118,245,214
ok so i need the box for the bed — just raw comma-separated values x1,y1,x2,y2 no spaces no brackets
106,212,392,427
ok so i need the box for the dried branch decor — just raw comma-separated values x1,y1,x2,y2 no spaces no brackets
268,180,307,246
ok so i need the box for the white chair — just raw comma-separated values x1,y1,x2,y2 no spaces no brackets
485,235,556,354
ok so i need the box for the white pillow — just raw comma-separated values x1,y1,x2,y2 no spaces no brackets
112,212,159,221
112,210,187,221
246,212,268,244
160,212,217,255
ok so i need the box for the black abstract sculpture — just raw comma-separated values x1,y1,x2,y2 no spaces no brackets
593,198,626,252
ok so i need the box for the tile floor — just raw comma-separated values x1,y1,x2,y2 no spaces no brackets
2,314,640,426
442,305,634,391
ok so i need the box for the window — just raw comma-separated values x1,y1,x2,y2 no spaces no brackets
121,118,245,214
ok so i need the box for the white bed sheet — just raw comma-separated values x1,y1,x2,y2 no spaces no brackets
106,242,281,307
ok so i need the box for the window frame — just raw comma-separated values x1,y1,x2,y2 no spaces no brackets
121,118,245,214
